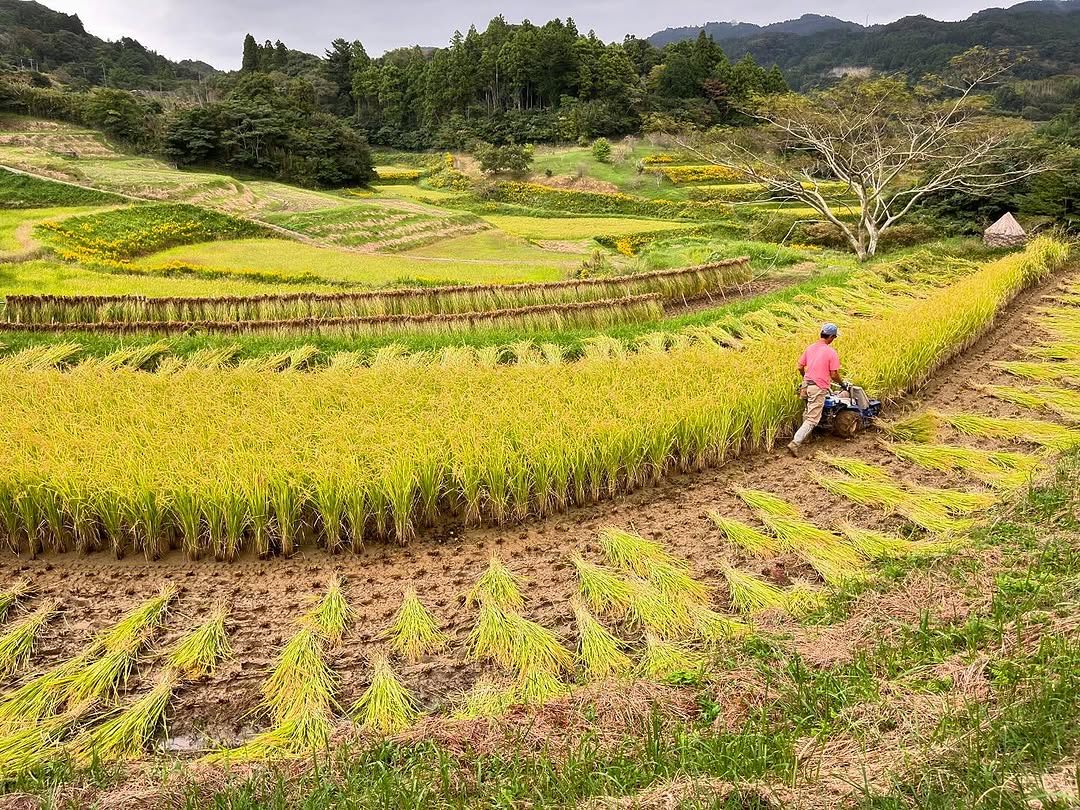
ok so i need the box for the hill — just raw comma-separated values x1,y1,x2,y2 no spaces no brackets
650,0,1080,88
649,14,862,48
0,0,216,89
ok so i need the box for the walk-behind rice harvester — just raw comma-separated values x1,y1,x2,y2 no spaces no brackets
817,382,882,439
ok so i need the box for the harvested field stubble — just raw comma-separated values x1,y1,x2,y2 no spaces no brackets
0,239,1068,557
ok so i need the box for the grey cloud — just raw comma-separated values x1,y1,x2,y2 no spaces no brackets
44,0,1026,70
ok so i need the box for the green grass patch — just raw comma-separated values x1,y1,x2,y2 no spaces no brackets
400,229,587,261
481,214,696,241
0,169,124,209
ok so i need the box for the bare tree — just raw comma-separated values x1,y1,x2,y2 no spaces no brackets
679,49,1049,260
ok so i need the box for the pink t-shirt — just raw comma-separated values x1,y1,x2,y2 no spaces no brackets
799,340,840,389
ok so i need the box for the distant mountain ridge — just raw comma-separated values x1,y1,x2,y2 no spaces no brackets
648,14,863,48
648,0,1080,88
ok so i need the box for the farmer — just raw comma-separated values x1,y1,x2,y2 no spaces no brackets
787,323,843,458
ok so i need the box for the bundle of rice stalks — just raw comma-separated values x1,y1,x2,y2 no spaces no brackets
906,483,996,515
734,488,799,516
508,613,574,676
167,606,230,680
993,360,1080,383
454,677,516,719
759,514,867,586
934,412,1080,451
466,555,525,610
785,583,828,616
646,559,709,604
466,602,517,668
598,527,676,576
688,605,750,644
0,710,76,777
0,580,31,622
813,474,973,536
261,627,337,730
637,634,703,680
67,672,178,766
983,384,1080,423
351,653,418,735
513,668,570,705
0,587,174,730
878,412,938,443
885,442,1038,490
383,587,447,663
572,556,634,618
303,575,353,646
625,580,692,638
708,513,780,557
819,454,890,481
1022,343,1080,361
0,600,58,681
837,522,918,560
720,563,788,615
574,604,631,680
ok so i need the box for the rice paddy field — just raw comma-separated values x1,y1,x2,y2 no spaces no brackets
1,119,1078,809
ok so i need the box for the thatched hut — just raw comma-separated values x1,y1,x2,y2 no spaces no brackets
984,212,1027,247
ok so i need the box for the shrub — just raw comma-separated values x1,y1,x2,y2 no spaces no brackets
474,142,533,175
591,138,612,163
654,165,745,184
371,169,424,184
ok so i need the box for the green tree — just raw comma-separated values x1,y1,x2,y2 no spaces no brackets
591,137,612,162
241,34,259,72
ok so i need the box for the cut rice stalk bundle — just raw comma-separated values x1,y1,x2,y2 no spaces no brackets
992,360,1080,383
813,474,973,536
1022,343,1080,361
734,488,799,516
0,587,174,731
0,710,78,778
67,672,178,766
303,575,353,645
574,604,632,680
513,668,570,706
260,627,337,730
819,454,890,481
598,527,678,576
885,442,1038,490
836,523,919,560
466,555,525,610
383,587,447,663
759,514,868,586
625,579,693,638
351,653,419,735
637,634,704,680
983,384,1080,424
0,581,31,622
906,483,997,515
466,602,517,668
877,412,938,444
646,559,710,605
719,563,789,615
0,601,57,683
572,556,635,618
454,676,516,719
167,606,230,680
508,612,574,676
689,605,750,644
708,513,780,557
934,412,1080,451
786,583,828,616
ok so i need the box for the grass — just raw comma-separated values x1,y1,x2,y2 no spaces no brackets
479,214,696,241
0,207,107,253
0,169,123,209
401,229,586,261
528,144,691,201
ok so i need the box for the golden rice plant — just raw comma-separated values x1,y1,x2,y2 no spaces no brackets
466,602,517,668
67,673,178,766
574,604,632,680
0,600,58,681
572,556,635,617
719,563,789,614
466,555,525,609
819,454,890,481
383,587,447,663
645,559,710,605
625,579,693,637
351,652,419,735
637,634,703,680
0,580,31,622
836,522,919,560
878,412,938,443
734,487,799,516
708,513,779,556
167,605,230,679
992,360,1080,383
759,514,868,586
598,527,676,576
934,412,1080,451
508,612,574,676
303,575,353,645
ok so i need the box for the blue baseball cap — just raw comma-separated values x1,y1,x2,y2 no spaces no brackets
821,323,839,337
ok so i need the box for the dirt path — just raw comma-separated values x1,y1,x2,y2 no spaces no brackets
0,267,1072,746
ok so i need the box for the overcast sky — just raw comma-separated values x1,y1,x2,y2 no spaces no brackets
42,0,1025,69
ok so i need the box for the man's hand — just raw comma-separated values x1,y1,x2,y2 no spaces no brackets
840,379,852,391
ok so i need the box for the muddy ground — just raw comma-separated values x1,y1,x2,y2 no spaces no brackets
0,269,1073,748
